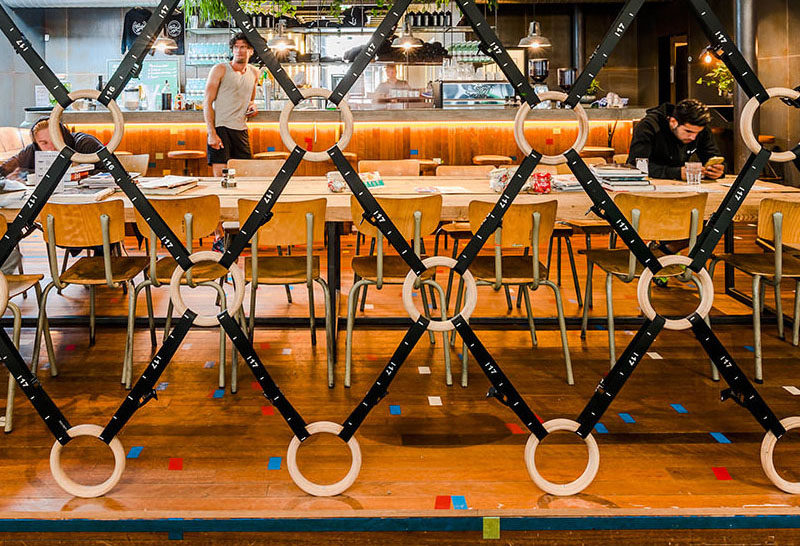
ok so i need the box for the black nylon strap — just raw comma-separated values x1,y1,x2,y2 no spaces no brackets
0,328,72,444
454,152,540,275
339,317,429,441
0,149,72,265
0,6,71,108
100,310,196,443
453,316,548,439
220,0,305,106
98,150,193,271
576,317,664,438
688,149,770,272
688,0,768,102
101,0,178,105
330,0,412,105
690,315,785,437
217,311,310,441
565,149,661,273
328,146,426,276
454,0,539,107
565,0,645,108
219,146,305,269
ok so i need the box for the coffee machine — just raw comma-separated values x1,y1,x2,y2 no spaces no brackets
528,58,550,108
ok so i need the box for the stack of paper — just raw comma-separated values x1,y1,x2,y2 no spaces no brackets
590,164,653,191
139,175,199,195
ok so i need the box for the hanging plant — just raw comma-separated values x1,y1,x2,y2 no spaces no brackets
696,65,734,98
184,0,298,26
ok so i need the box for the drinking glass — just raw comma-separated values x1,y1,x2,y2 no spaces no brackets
685,162,703,185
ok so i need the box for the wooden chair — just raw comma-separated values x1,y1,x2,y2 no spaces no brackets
134,195,229,389
456,199,573,385
556,157,606,175
473,154,513,166
167,150,205,176
117,153,149,176
1,217,55,433
227,159,284,178
580,193,708,367
579,146,615,163
234,198,334,388
358,159,420,176
346,195,453,387
709,199,800,382
38,200,150,388
253,151,290,161
612,153,629,165
435,165,494,177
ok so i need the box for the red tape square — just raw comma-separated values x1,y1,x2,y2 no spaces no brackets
712,467,732,480
261,406,274,416
251,381,261,391
434,495,451,509
505,423,525,434
168,458,183,471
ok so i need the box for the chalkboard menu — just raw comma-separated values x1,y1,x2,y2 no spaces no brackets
107,58,180,110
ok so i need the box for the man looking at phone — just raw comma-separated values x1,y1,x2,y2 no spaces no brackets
204,32,259,177
627,98,724,180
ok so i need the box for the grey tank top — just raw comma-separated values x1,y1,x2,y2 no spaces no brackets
212,63,257,131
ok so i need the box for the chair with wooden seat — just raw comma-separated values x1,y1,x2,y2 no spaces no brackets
579,146,615,163
134,195,229,389
473,154,513,166
455,199,573,384
234,197,333,388
556,156,606,174
253,150,290,161
358,159,420,176
709,198,800,382
38,200,150,388
346,195,453,387
167,150,205,176
580,193,708,367
1,216,55,433
117,153,149,176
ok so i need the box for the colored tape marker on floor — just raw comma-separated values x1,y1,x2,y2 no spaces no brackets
268,457,281,470
744,345,755,352
428,396,442,406
434,495,450,509
259,342,271,350
251,381,261,391
389,405,401,415
594,423,608,434
647,352,663,360
261,406,274,416
127,446,143,459
712,467,732,480
204,361,215,369
452,495,468,510
282,348,292,355
710,432,731,444
212,389,224,399
418,366,431,375
618,413,635,423
156,382,168,391
168,458,183,471
483,517,500,539
783,386,800,395
65,344,76,351
506,423,525,434
671,404,688,414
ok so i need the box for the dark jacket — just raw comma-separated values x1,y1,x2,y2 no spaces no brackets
0,130,103,177
627,103,720,180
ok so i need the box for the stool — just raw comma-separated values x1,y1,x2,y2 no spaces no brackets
579,146,615,163
254,151,290,160
418,158,438,176
167,150,205,176
473,154,512,166
546,223,582,307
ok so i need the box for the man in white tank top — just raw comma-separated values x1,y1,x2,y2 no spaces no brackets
204,32,259,177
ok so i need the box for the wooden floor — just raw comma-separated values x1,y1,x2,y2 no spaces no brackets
1,225,800,542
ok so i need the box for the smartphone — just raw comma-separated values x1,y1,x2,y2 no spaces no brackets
704,156,725,168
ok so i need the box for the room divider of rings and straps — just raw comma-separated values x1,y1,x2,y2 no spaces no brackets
0,0,798,499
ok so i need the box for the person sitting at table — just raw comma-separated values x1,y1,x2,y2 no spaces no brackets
0,117,103,181
627,98,724,181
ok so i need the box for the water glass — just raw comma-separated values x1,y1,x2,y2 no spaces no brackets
685,162,702,185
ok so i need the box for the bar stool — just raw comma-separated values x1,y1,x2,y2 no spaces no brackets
758,135,782,181
254,151,290,160
472,154,512,166
418,158,438,176
579,146,615,163
167,150,205,176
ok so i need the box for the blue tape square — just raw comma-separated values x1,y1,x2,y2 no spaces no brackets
156,382,168,391
213,389,224,399
744,345,755,352
267,146,276,152
268,456,282,470
127,446,143,459
177,140,186,146
410,149,418,155
452,495,468,510
594,423,608,434
389,405,401,415
671,403,688,414
618,413,635,423
710,432,731,444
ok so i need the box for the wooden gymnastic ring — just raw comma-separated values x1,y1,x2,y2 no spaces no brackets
514,91,589,165
637,255,714,330
49,89,124,163
740,88,800,163
524,418,600,496
286,421,362,496
169,251,245,327
760,416,800,494
401,256,477,332
279,88,354,162
49,424,126,498
0,272,8,315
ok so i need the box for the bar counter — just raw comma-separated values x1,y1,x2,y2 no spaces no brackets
56,107,646,177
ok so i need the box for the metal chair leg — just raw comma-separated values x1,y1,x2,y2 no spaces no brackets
3,302,22,432
605,273,616,368
564,235,582,307
543,280,574,385
345,279,370,388
315,277,335,388
88,285,96,346
521,286,538,347
163,300,174,343
123,280,137,389
420,287,436,345
445,239,459,309
450,277,465,348
753,275,763,383
424,279,452,387
308,282,317,346
581,264,593,340
774,280,784,340
31,282,57,377
359,238,375,312
145,283,156,348
793,280,800,347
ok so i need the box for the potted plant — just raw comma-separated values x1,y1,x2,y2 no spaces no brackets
696,65,734,100
580,78,602,103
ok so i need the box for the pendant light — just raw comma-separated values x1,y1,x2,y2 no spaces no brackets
391,16,423,50
268,20,296,51
518,21,551,50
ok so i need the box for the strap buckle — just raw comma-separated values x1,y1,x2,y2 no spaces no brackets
781,86,800,109
486,386,511,407
257,211,274,228
137,389,158,408
720,387,746,409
